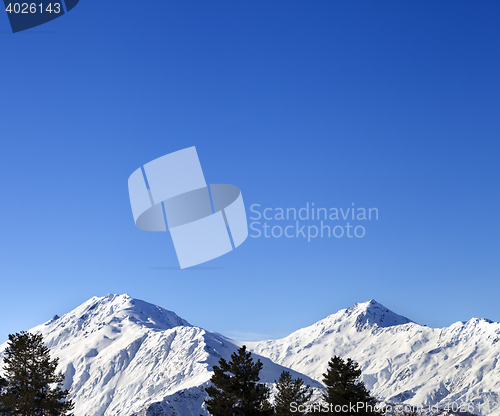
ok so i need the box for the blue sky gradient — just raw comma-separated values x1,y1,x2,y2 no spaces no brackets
1,1,499,341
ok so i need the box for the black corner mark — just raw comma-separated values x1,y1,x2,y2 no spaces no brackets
4,0,79,33
63,0,78,12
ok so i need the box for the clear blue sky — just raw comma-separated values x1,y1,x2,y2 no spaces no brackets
1,1,499,342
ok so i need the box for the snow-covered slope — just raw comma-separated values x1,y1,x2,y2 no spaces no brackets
0,294,321,416
250,300,500,416
1,296,499,416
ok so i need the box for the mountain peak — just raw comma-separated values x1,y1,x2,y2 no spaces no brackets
252,300,499,416
40,294,191,342
2,295,322,416
87,293,191,330
346,299,413,330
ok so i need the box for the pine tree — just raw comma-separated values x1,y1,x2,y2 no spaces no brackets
322,356,382,416
274,371,313,416
0,377,7,415
205,345,271,416
0,331,74,416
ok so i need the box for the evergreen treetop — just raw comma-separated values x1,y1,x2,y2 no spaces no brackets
205,345,271,416
322,356,382,416
274,370,313,416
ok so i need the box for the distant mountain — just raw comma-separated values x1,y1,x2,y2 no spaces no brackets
0,294,321,416
250,300,500,416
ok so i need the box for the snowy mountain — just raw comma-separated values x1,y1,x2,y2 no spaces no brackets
1,295,499,416
0,294,322,416
250,300,500,416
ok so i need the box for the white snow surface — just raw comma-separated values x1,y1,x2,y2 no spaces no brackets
250,300,500,416
0,294,322,416
1,296,499,416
